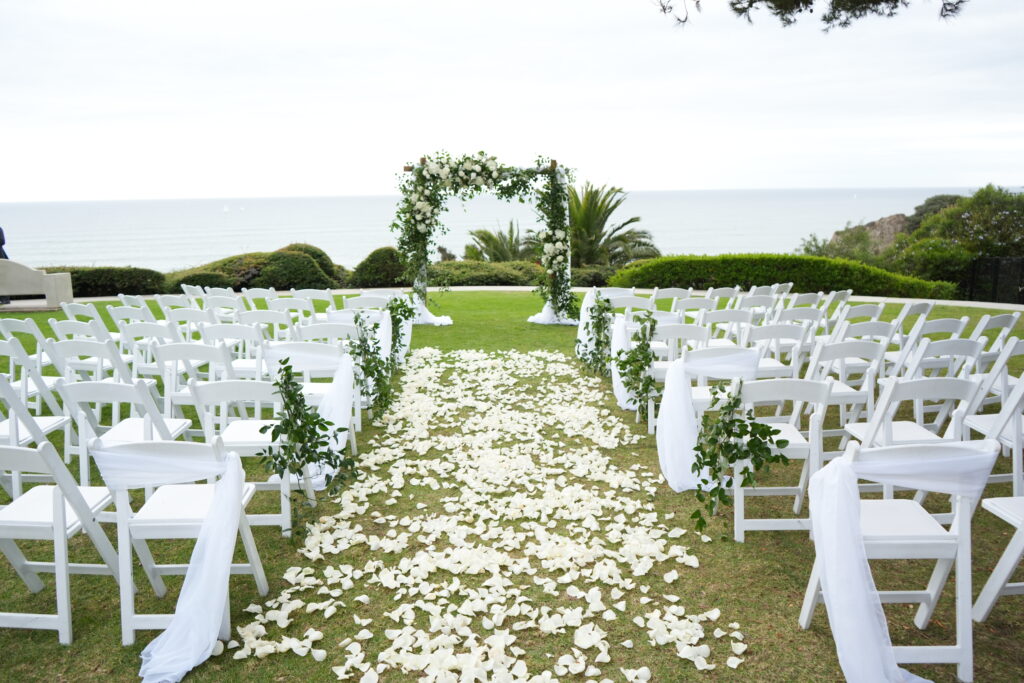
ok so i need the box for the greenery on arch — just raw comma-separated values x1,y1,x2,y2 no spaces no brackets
391,151,578,320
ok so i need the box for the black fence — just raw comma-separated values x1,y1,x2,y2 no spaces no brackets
965,257,1024,305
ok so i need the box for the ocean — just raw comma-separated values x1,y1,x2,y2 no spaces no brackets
0,188,975,273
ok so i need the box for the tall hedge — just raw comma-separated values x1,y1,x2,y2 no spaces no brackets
173,245,337,290
609,254,958,299
44,266,165,297
349,247,406,288
278,243,341,285
429,260,543,286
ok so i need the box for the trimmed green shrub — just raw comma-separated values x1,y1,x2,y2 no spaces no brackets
349,247,406,288
885,237,973,292
278,243,339,284
44,266,165,297
428,260,543,286
247,250,335,290
609,254,957,299
572,265,615,287
168,271,234,292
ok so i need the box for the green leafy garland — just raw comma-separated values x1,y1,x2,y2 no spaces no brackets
690,382,790,534
259,360,359,539
351,312,395,415
577,294,614,375
613,310,659,420
391,151,577,319
386,296,415,365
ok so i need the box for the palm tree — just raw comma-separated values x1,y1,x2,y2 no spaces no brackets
569,183,660,267
467,221,535,262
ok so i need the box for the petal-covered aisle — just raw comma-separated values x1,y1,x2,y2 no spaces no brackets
232,348,746,681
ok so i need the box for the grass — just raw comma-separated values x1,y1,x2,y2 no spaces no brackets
0,291,1023,681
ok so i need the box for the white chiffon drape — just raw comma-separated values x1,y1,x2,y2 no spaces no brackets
574,288,597,357
654,348,760,492
808,441,999,683
92,447,245,683
610,315,634,410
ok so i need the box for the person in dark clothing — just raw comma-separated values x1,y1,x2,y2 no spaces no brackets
0,227,9,304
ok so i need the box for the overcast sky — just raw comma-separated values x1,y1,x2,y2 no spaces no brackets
1,0,1021,202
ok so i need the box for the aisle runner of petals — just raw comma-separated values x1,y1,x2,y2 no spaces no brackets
231,349,747,681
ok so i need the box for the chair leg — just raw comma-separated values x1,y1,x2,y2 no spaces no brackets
793,460,811,514
279,476,292,538
54,531,72,645
0,539,46,592
799,557,822,629
119,523,136,646
956,540,974,682
733,479,745,543
238,514,268,596
914,557,954,629
131,539,167,597
973,525,1024,622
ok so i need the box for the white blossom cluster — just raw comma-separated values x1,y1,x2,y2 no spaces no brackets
405,154,503,234
538,226,570,275
225,348,745,680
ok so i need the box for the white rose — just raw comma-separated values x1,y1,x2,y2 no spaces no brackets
555,230,565,239
555,241,565,250
556,254,564,262
543,243,555,255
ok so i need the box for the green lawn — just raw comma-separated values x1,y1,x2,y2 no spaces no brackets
0,291,1022,681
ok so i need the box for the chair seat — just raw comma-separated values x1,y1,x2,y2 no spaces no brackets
0,416,70,445
756,358,794,378
706,338,738,348
860,498,950,542
103,418,191,443
829,380,868,403
0,485,112,537
132,483,256,527
230,358,261,377
982,496,1024,527
221,420,278,451
844,420,940,445
9,375,60,397
964,414,1015,445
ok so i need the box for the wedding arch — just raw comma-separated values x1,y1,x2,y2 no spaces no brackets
390,151,578,326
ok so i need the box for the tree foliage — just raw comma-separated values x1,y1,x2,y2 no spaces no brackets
467,221,536,262
569,183,660,267
658,0,969,29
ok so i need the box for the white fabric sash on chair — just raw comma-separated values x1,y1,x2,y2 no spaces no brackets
92,446,244,683
326,309,393,361
306,355,355,490
808,441,999,683
610,315,634,410
655,348,760,491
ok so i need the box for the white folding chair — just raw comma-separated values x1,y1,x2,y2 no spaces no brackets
57,379,191,484
92,438,268,646
268,297,316,326
155,294,192,319
191,380,314,536
179,283,205,307
964,377,1024,495
786,291,822,309
651,287,692,311
203,295,245,324
0,338,62,416
152,342,238,426
0,442,120,644
107,305,158,334
596,287,634,299
0,375,72,494
343,295,390,310
733,378,831,541
968,312,1021,374
800,440,1000,682
804,339,887,444
165,307,216,341
291,288,337,323
119,321,182,380
262,341,348,411
199,323,265,379
704,309,753,348
45,338,138,386
747,323,810,379
203,286,238,298
0,317,54,374
295,322,358,346
973,492,1024,622
671,296,716,324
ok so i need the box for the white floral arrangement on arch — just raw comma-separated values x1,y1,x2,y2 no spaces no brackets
391,151,578,321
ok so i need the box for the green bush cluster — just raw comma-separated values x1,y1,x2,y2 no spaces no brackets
44,266,165,297
428,260,543,287
571,265,615,287
609,254,957,299
349,247,407,288
168,271,235,291
171,244,342,291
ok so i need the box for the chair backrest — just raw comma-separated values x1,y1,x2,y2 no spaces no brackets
891,300,934,345
237,309,295,341
921,316,969,340
747,285,774,297
775,307,824,325
653,323,710,360
47,338,132,382
773,282,794,296
0,338,60,414
0,441,93,512
203,295,245,321
117,293,148,308
165,307,216,340
0,374,51,449
607,295,653,312
204,286,237,298
57,378,174,440
153,341,237,386
652,287,692,301
905,337,984,379
704,309,753,344
118,321,182,379
49,317,111,343
291,288,336,310
190,379,280,440
787,292,822,309
741,377,832,425
806,339,888,380
671,297,716,320
180,283,205,305
295,322,358,344
969,312,1020,352
268,297,316,324
155,294,191,316
706,286,741,303
969,337,1024,412
240,287,279,310
343,295,390,310
61,301,102,323
263,341,343,376
863,376,980,445
199,322,263,346
108,305,157,327
736,294,776,311
0,317,47,349
845,303,885,322
596,287,633,299
838,320,897,345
